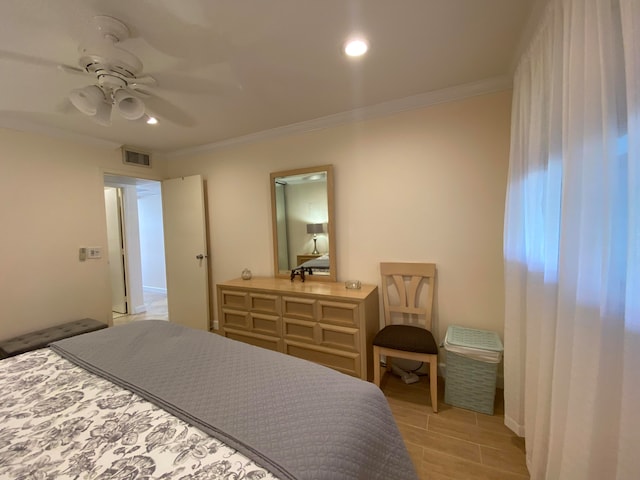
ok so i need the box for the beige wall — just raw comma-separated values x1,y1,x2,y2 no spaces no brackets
0,129,164,340
0,90,510,346
163,90,512,343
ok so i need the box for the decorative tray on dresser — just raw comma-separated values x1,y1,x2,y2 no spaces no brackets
216,277,379,381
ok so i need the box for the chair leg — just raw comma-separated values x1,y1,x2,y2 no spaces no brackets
429,356,438,413
373,346,381,387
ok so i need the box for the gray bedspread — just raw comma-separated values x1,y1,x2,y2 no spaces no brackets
50,321,418,480
297,254,330,270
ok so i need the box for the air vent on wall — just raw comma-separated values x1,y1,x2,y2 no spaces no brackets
122,146,151,167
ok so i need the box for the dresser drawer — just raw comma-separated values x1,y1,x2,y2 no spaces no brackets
319,324,359,352
250,313,281,336
284,319,358,352
285,340,361,378
221,309,250,329
283,318,317,344
250,293,280,314
282,296,316,320
318,300,359,327
220,290,249,310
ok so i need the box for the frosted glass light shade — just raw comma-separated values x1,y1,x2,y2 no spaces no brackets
69,85,104,115
114,89,145,120
93,100,112,126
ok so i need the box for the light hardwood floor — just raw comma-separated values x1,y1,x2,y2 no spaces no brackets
380,372,529,480
112,290,168,325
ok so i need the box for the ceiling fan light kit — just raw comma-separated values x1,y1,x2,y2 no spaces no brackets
68,84,144,124
113,88,144,120
69,85,104,115
65,15,156,126
93,100,113,127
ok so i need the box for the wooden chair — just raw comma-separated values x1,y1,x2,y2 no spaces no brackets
373,262,438,412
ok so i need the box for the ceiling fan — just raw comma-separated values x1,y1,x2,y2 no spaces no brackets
62,15,158,126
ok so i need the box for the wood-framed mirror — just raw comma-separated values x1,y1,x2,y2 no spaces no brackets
270,165,336,282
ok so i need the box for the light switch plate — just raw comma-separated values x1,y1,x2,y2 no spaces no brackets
87,247,102,259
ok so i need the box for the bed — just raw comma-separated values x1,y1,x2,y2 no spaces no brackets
0,320,418,480
290,254,330,281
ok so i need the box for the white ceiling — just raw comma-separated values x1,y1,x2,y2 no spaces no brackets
0,0,536,155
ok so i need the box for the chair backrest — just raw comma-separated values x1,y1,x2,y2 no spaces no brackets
380,262,436,330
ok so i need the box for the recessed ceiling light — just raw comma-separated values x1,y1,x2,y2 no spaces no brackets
344,38,368,57
146,116,158,125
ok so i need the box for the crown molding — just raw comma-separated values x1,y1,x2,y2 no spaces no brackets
166,75,512,159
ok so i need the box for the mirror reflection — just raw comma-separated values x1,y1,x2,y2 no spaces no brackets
270,165,336,282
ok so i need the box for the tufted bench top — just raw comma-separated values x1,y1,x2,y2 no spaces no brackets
0,318,108,359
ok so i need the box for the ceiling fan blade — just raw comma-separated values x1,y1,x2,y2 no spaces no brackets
54,97,79,114
57,64,87,76
143,94,196,127
128,4,232,64
149,73,239,95
0,49,81,73
142,61,243,97
129,75,157,87
125,87,152,98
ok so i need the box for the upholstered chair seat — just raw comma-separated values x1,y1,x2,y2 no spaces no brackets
373,325,438,354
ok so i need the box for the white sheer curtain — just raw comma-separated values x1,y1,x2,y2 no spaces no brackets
503,0,640,478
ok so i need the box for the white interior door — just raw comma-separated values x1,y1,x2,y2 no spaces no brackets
104,187,127,314
162,175,209,330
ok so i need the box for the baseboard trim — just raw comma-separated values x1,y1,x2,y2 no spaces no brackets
504,415,525,437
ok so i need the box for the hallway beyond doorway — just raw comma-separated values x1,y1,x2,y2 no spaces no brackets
112,290,168,325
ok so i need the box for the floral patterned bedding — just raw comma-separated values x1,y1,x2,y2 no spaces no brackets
0,348,280,480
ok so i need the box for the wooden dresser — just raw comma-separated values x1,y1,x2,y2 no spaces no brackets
216,277,379,381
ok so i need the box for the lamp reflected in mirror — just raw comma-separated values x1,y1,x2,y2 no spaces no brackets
306,223,324,254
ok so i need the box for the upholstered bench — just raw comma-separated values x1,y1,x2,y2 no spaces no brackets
0,318,107,359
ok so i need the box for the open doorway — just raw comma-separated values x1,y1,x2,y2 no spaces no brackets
104,174,168,324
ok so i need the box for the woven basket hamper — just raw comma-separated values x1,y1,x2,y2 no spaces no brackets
443,326,503,415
